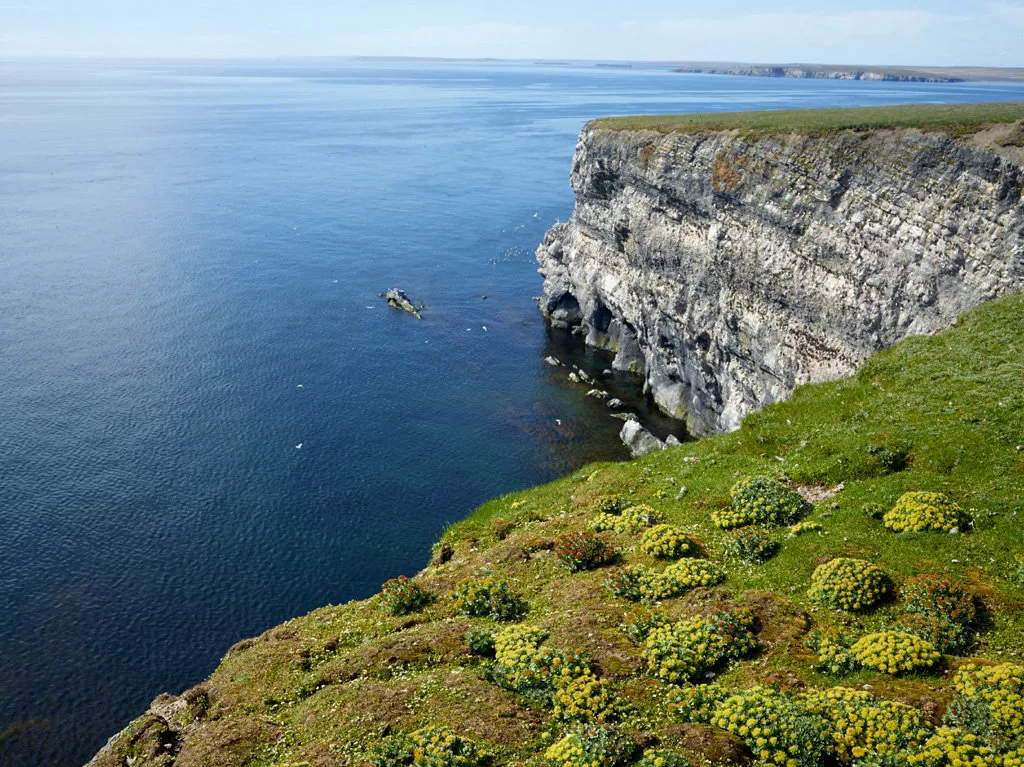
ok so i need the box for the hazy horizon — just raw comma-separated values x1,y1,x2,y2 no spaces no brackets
2,1,1023,67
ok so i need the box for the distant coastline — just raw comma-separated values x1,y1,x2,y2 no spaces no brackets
672,63,962,83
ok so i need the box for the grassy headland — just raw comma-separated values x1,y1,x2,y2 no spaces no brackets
98,294,1024,767
593,100,1024,137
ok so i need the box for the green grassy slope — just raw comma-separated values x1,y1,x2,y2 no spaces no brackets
593,100,1024,136
96,294,1024,767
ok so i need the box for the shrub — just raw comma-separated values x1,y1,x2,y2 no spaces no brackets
805,628,857,676
607,560,726,604
641,525,698,559
592,504,664,535
380,576,432,616
789,520,822,536
465,629,496,657
657,559,727,594
798,687,932,763
902,576,976,626
488,624,591,704
866,440,913,473
907,726,1007,767
636,749,691,767
948,663,1024,748
850,632,940,675
535,722,634,767
555,531,617,572
642,610,757,684
902,614,971,655
370,727,489,767
452,577,525,621
883,491,969,533
621,606,671,643
724,526,779,563
593,495,627,515
808,558,891,611
552,672,617,723
715,476,805,529
666,683,731,723
491,517,515,540
706,685,830,767
862,503,886,520
605,566,648,602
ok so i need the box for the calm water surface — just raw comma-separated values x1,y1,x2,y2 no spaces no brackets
3,59,1024,766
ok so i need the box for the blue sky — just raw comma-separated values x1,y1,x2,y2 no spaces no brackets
2,1,1023,65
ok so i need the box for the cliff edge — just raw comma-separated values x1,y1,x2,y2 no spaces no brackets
537,102,1024,434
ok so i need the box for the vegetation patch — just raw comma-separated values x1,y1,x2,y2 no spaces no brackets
641,610,757,684
850,631,941,675
592,504,664,535
370,727,489,767
380,576,433,616
715,476,805,529
452,577,526,621
884,491,970,533
640,525,698,560
808,558,892,611
592,101,1024,137
95,295,1024,767
555,532,617,572
724,526,779,563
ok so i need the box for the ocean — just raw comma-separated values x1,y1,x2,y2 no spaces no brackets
2,59,1024,766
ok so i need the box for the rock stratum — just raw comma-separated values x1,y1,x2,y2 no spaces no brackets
537,114,1024,434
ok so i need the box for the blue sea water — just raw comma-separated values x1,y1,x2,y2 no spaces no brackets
3,59,1024,766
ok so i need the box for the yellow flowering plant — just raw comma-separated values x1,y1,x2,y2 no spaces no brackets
635,748,691,767
788,519,822,536
370,727,489,767
605,560,726,604
724,525,779,563
883,491,969,533
486,624,592,704
642,610,757,684
532,723,635,767
592,504,664,535
798,686,932,763
640,524,698,559
714,476,805,529
850,631,940,675
621,606,672,643
946,663,1024,748
451,576,526,621
808,558,891,611
706,685,830,767
804,627,857,676
551,672,617,724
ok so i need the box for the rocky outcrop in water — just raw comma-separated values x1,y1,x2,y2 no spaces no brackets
537,122,1024,434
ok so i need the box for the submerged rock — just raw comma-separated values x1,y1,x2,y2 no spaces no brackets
384,288,422,319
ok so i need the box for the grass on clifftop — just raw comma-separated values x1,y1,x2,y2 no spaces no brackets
593,100,1024,137
96,294,1024,767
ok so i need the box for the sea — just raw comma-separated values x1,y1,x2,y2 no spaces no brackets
3,58,1024,766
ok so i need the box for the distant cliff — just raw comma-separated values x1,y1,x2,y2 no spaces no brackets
537,105,1024,434
673,64,962,82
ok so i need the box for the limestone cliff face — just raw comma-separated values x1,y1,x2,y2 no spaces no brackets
538,123,1024,435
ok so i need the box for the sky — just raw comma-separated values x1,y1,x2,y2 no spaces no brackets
1,1,1023,66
